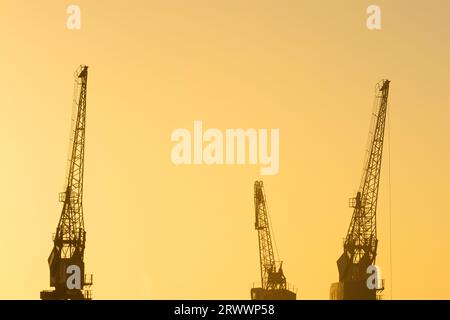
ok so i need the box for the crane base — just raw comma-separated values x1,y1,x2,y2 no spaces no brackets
40,289,91,300
329,281,376,300
251,288,296,300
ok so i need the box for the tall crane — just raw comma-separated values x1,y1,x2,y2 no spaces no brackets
251,181,296,300
40,65,93,300
330,79,390,300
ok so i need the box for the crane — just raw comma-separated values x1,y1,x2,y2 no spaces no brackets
251,181,296,300
330,79,390,300
40,65,93,300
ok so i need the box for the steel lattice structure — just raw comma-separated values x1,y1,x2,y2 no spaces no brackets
56,66,87,260
41,65,92,300
338,79,390,284
254,181,287,291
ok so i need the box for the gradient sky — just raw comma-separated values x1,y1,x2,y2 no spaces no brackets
0,0,449,299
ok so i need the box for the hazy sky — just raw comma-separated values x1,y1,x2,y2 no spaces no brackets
0,0,449,299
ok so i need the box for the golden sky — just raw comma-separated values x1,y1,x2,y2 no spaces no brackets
0,0,449,299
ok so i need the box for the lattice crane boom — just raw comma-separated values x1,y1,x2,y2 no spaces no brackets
254,181,286,291
338,79,390,283
56,65,88,259
41,65,92,300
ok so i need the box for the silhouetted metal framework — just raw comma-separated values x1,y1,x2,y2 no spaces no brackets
40,65,93,300
334,79,390,299
251,181,295,300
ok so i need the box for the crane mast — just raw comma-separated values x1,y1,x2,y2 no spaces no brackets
331,79,390,300
40,65,93,300
251,181,296,300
